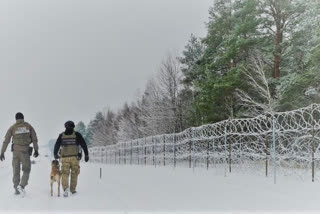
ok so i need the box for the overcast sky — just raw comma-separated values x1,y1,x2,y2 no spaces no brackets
0,0,212,149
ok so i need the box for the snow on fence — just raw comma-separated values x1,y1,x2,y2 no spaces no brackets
89,104,320,182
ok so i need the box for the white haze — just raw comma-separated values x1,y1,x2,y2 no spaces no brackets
0,0,212,147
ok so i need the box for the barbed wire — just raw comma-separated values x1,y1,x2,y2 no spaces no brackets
89,104,320,181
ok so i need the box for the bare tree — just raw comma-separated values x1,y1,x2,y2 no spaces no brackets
117,102,145,141
235,54,274,117
93,53,187,143
139,53,184,135
92,110,119,146
157,53,183,133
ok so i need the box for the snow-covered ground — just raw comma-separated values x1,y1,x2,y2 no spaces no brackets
1,152,320,214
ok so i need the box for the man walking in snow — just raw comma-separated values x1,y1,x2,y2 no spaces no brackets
0,112,39,196
54,121,89,197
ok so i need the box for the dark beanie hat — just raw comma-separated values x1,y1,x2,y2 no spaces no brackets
15,112,24,120
64,121,75,129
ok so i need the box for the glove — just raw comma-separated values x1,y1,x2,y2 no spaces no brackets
33,150,39,158
54,154,60,160
85,155,89,162
77,152,82,160
0,153,4,161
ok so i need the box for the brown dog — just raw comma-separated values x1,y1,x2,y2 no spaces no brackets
50,160,61,197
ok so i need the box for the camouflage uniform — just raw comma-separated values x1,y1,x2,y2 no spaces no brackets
1,119,38,191
60,132,81,193
61,156,80,193
54,123,89,196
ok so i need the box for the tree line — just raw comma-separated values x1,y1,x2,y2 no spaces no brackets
73,0,320,147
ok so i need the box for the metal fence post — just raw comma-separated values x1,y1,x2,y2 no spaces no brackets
130,141,133,165
207,140,210,170
265,134,269,177
155,137,157,168
272,115,277,184
189,137,192,168
163,135,166,166
228,120,232,173
173,135,176,168
192,128,195,173
123,143,125,165
312,104,315,182
119,144,121,165
124,143,127,165
224,122,228,177
138,140,140,165
152,136,155,167
144,137,147,166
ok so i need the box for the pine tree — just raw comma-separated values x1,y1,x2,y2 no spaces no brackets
86,112,104,147
180,0,261,123
179,34,205,87
259,0,306,78
280,25,320,110
75,121,88,144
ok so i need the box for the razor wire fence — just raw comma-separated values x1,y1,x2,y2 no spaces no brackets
89,103,320,182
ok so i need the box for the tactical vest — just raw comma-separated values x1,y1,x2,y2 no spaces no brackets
60,132,79,157
12,122,32,146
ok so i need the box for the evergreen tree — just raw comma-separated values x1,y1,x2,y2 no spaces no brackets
180,0,261,123
82,0,320,146
86,112,104,147
75,121,88,144
179,34,205,87
277,26,320,110
258,0,306,78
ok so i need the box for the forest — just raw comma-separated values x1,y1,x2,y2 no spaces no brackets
73,0,320,147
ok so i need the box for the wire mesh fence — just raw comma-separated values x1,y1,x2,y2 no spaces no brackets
89,103,320,182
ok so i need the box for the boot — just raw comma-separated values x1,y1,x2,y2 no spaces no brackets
17,185,25,198
14,188,20,195
63,188,69,198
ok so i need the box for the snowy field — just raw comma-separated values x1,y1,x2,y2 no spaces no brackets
1,152,320,214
